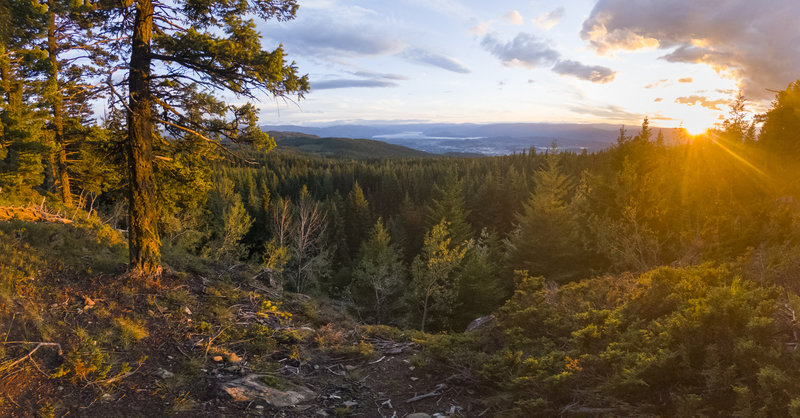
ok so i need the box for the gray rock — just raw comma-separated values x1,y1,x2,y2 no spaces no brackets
155,368,175,379
466,314,496,332
219,374,316,407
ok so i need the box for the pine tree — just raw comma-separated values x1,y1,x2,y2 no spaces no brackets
350,218,406,324
90,0,309,277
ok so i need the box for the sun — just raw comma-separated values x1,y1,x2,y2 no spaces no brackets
681,118,713,136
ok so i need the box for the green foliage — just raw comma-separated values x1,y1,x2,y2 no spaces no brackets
411,220,472,331
349,218,406,324
472,265,800,416
760,80,800,156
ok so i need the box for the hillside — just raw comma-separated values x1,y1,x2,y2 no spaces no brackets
262,122,688,155
269,131,433,159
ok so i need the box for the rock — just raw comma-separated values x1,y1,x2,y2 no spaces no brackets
219,374,316,407
466,314,496,332
315,409,329,417
406,414,432,418
343,400,358,407
155,368,175,379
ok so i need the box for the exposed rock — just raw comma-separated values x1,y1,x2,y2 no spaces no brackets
154,368,174,379
219,374,316,407
466,314,496,332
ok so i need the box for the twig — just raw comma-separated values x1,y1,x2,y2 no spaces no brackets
405,383,447,404
87,361,145,387
205,326,230,358
369,355,386,364
1,342,63,371
4,313,15,342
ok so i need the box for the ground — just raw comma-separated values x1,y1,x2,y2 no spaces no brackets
0,226,488,417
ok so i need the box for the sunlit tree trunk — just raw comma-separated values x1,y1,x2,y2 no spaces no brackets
127,0,161,277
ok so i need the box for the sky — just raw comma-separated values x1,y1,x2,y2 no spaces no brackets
253,0,800,134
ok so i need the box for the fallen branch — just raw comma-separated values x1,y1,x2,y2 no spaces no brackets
0,342,63,372
405,383,446,404
369,355,386,364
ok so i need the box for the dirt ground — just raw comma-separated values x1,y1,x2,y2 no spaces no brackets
0,269,489,417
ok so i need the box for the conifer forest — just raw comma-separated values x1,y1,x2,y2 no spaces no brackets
2,0,800,416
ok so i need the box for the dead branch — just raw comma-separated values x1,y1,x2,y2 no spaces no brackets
405,383,447,404
0,342,63,372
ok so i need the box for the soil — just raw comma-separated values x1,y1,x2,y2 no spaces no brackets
0,268,489,417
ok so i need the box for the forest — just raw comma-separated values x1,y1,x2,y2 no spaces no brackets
3,0,800,416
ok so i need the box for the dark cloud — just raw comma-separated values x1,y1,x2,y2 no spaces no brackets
312,79,398,90
262,18,404,57
481,33,560,68
552,60,616,83
402,49,471,73
675,95,728,110
580,0,800,98
481,33,616,84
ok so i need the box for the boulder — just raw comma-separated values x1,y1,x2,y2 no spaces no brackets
466,314,496,332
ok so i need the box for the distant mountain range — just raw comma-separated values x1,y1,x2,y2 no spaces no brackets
262,122,684,156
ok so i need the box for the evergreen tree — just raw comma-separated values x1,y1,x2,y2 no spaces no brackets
350,218,406,324
759,80,800,156
427,175,472,244
344,181,371,260
506,152,584,282
411,220,472,331
91,0,309,277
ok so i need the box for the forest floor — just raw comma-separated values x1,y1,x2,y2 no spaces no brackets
0,234,488,417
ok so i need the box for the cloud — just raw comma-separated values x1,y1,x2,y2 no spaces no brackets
402,49,471,73
352,71,409,81
506,10,524,25
531,7,565,30
569,103,641,120
312,79,399,90
678,77,693,83
262,18,404,57
552,60,616,83
654,97,663,102
481,33,616,83
481,33,560,68
644,79,669,89
675,95,728,110
580,0,800,98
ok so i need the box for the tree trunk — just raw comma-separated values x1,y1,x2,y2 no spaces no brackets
127,0,161,277
421,293,430,332
47,0,72,206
